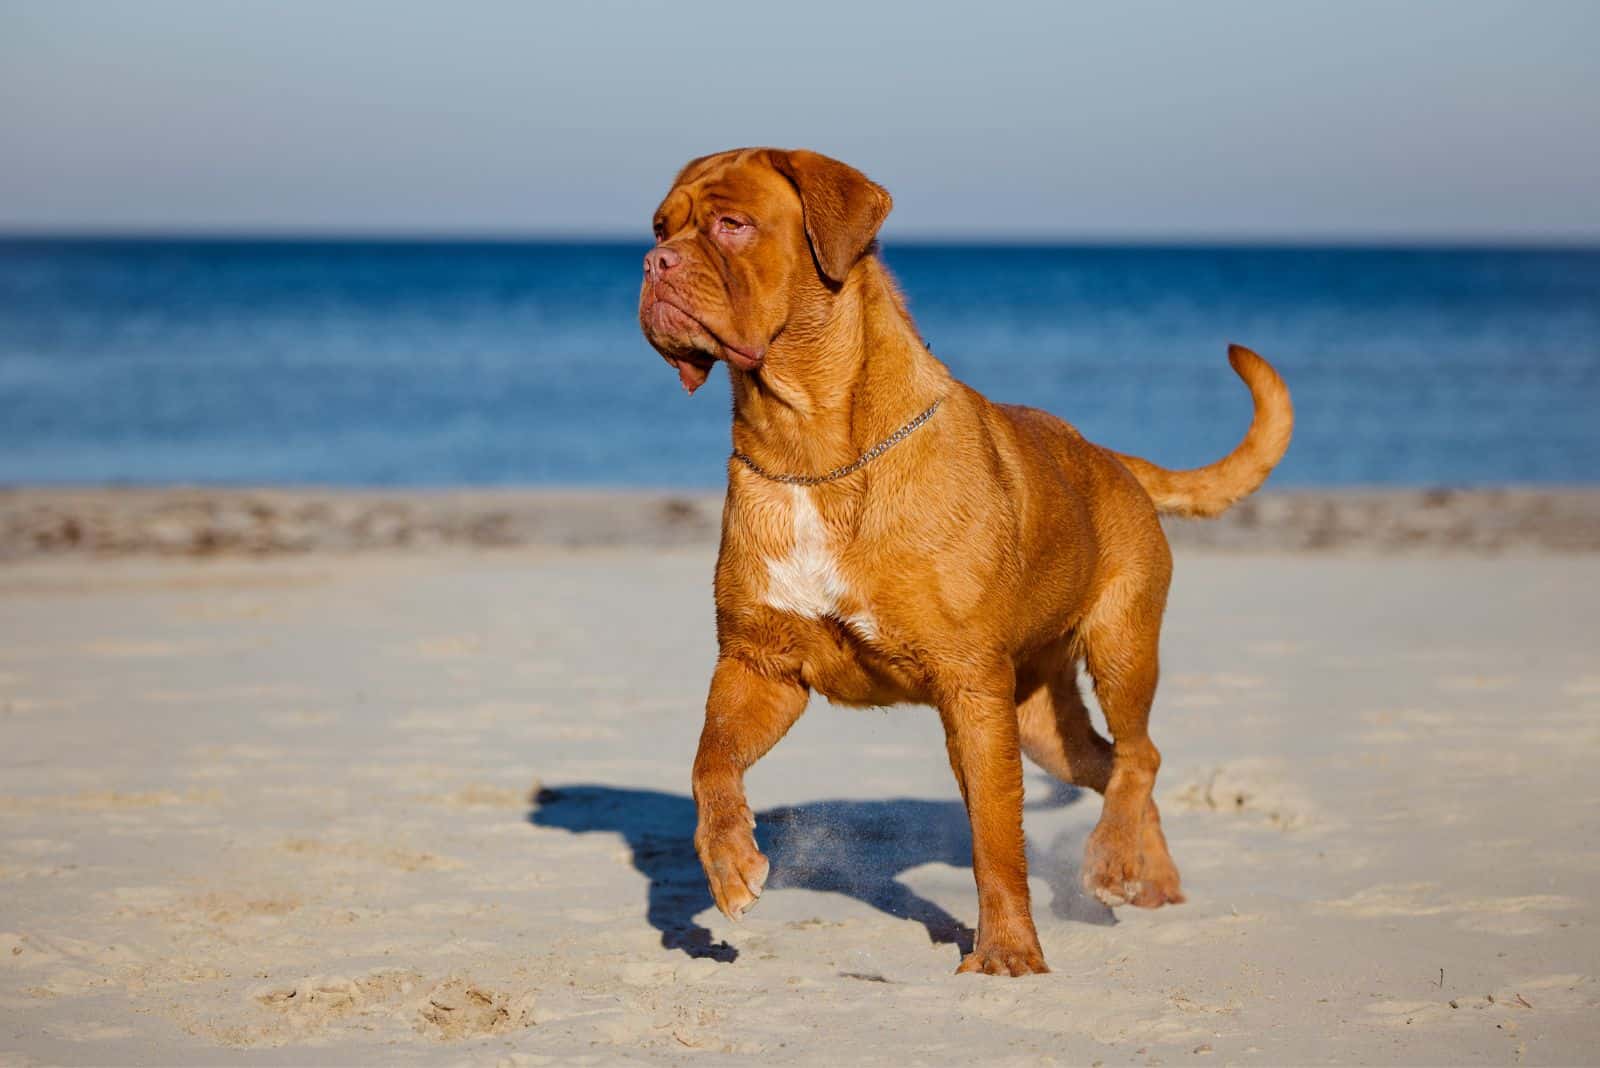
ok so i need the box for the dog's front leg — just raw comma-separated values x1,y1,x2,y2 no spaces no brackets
939,680,1049,976
691,655,808,920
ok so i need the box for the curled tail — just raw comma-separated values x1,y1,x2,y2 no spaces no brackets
1114,345,1293,518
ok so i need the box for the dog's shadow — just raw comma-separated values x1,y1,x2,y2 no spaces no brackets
529,779,1111,963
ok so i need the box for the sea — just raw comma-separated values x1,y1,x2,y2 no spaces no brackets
1,239,1596,488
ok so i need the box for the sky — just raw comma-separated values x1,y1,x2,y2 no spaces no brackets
2,0,1597,241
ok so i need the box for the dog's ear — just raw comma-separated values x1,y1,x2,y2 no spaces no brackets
768,150,892,285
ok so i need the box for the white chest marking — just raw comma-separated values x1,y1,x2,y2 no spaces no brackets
762,486,878,640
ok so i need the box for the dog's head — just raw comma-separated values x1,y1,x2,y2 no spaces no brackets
638,148,892,394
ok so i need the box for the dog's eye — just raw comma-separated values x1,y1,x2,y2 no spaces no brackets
652,221,666,242
718,216,748,233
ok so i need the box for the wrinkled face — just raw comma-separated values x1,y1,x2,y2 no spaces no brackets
638,148,892,394
638,150,809,394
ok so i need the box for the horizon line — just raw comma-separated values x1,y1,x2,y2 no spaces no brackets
3,228,1599,251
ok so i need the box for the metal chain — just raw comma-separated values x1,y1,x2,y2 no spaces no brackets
730,396,944,486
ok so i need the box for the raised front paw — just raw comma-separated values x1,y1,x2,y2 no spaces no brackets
956,937,1049,977
694,804,769,920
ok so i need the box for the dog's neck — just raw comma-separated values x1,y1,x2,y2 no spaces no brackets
727,256,951,485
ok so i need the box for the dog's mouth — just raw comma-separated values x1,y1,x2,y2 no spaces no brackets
641,294,764,395
669,348,718,394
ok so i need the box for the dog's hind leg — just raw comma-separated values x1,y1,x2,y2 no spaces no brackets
1074,573,1186,910
692,656,809,921
1018,655,1112,793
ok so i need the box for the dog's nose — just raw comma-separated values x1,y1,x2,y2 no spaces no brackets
644,246,682,279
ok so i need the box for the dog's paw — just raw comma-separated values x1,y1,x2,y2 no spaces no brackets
1082,819,1185,909
956,940,1049,977
1130,831,1186,908
694,805,768,920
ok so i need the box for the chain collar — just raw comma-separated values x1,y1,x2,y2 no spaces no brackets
730,396,944,486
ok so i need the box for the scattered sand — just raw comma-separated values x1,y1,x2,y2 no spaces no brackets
1,533,1598,1063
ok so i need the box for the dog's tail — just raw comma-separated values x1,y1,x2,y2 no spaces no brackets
1113,345,1293,518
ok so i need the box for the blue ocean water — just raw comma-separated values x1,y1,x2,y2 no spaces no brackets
0,239,1596,487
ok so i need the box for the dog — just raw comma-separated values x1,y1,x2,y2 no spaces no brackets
637,148,1293,976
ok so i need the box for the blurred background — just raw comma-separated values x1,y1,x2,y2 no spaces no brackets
2,0,1597,489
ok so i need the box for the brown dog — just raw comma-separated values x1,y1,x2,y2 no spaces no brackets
638,148,1292,976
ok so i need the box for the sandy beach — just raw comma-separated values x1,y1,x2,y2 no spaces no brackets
2,491,1598,1065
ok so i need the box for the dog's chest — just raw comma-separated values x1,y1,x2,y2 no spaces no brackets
760,485,878,641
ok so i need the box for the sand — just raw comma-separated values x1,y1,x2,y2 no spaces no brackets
6,486,1600,558
1,503,1598,1064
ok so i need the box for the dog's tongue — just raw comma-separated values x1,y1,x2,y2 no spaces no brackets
670,355,714,395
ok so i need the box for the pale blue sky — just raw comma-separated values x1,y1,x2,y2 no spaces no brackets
2,0,1597,239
